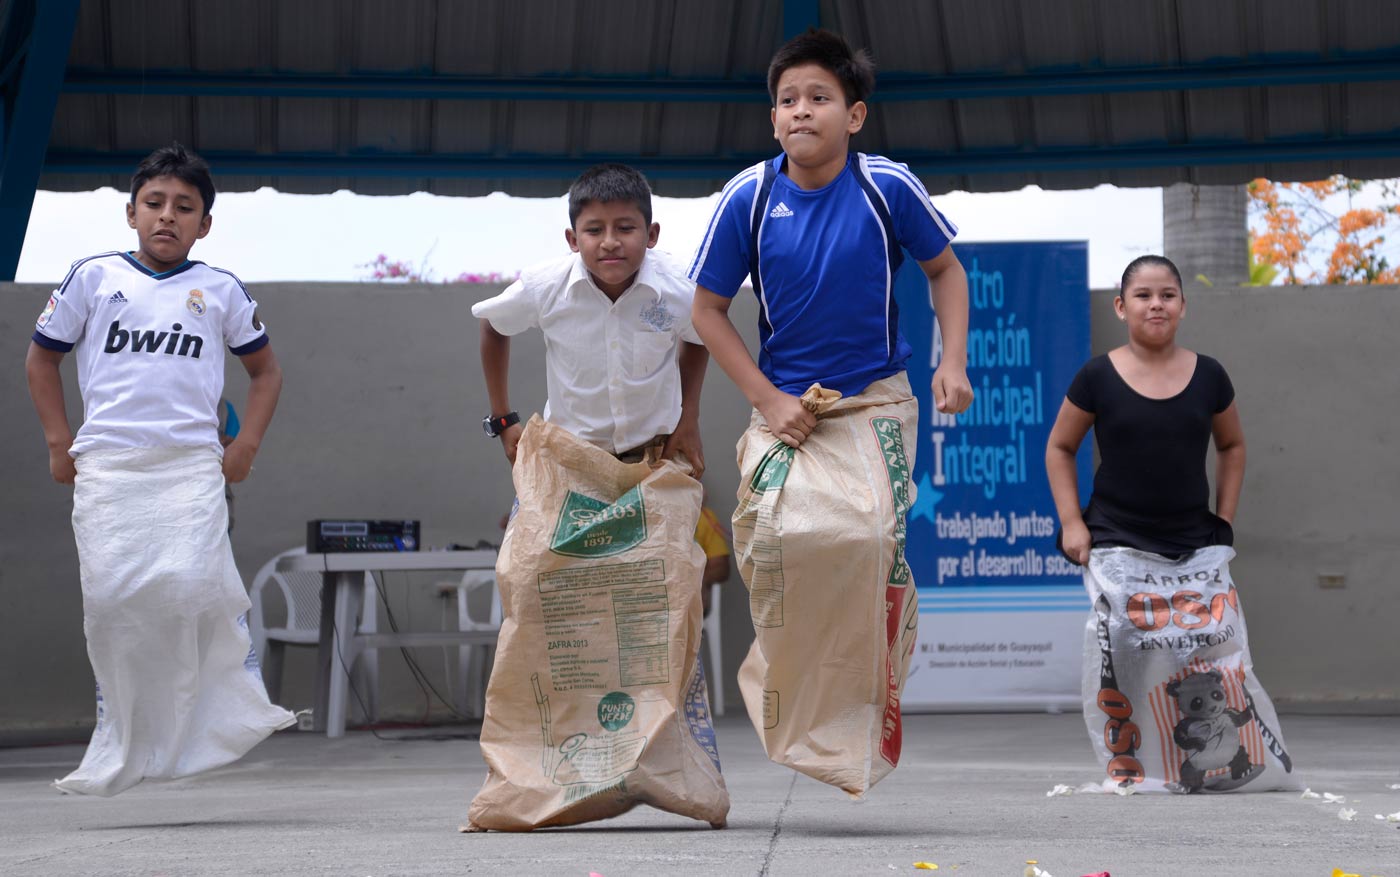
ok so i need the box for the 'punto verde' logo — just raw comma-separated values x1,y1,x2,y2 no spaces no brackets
597,691,636,731
550,486,647,557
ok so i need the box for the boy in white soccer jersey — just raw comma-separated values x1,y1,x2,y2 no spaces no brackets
26,143,294,797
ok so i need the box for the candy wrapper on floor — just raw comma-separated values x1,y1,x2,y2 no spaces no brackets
733,375,919,797
1081,545,1299,793
466,416,728,831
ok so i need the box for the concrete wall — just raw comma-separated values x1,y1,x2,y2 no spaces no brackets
1091,285,1400,710
0,281,761,741
3,281,1396,740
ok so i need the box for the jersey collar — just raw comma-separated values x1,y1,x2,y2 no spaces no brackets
121,251,198,280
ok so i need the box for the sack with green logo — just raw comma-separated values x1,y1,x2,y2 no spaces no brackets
466,416,729,831
733,374,919,797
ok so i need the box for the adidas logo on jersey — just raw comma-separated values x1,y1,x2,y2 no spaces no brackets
769,202,794,218
108,290,128,305
104,320,204,359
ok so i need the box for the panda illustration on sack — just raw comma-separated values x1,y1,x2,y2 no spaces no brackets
1164,669,1263,793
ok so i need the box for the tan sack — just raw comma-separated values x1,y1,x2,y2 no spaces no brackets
467,416,729,831
733,374,919,797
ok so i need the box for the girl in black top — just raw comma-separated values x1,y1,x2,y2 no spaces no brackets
1046,255,1246,563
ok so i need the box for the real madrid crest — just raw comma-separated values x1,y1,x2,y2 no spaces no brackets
186,289,206,316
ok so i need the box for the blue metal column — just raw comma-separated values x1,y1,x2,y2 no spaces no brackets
782,0,820,40
0,0,80,281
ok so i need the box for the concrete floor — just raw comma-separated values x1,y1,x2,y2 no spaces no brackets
1,713,1397,877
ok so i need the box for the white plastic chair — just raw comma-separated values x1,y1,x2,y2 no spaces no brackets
247,547,379,722
703,582,724,716
441,569,504,719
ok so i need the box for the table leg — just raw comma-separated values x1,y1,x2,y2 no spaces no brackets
311,569,348,734
326,575,364,738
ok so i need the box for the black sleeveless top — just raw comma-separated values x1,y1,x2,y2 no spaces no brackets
1063,352,1235,558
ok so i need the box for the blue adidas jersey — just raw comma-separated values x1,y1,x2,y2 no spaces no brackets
688,152,956,396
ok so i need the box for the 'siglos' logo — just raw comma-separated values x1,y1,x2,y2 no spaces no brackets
550,486,647,557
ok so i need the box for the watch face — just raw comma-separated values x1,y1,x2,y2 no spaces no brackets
482,415,497,437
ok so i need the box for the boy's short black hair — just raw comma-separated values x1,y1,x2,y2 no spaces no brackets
767,28,876,107
567,163,653,227
1119,255,1184,297
130,143,216,215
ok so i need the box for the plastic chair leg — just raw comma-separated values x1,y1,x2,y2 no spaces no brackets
705,583,724,716
352,650,378,723
263,640,286,705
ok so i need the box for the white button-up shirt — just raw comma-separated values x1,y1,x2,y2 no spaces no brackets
471,251,702,454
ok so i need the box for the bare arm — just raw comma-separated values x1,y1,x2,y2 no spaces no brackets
699,550,731,618
661,341,709,478
921,246,974,414
1211,401,1246,524
25,342,77,485
690,285,815,447
702,552,731,586
1045,398,1095,564
224,344,282,483
479,318,522,464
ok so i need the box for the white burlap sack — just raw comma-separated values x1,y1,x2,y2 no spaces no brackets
58,447,295,797
1081,545,1299,793
733,374,919,797
467,417,728,831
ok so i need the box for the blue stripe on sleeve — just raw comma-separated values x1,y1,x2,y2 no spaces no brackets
56,252,122,297
32,331,75,352
230,334,269,356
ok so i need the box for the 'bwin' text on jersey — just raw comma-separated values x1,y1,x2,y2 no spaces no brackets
104,320,205,358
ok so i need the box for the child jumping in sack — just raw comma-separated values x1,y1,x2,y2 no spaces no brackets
26,143,295,797
688,28,973,796
1046,255,1297,793
466,163,727,830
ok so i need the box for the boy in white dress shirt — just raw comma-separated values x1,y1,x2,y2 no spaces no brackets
473,163,707,471
466,164,725,831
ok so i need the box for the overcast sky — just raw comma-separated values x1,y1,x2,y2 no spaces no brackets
16,184,1164,290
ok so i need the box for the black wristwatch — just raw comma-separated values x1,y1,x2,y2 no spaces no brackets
482,411,520,438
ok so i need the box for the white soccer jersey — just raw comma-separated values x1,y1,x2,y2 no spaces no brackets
33,252,268,456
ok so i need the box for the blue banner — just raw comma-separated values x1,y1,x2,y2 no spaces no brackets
895,242,1091,594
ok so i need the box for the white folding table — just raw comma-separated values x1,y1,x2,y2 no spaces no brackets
276,549,499,737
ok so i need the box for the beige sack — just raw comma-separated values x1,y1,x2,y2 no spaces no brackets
734,374,919,797
466,416,729,831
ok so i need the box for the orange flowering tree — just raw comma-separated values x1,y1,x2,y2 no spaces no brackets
1247,177,1400,284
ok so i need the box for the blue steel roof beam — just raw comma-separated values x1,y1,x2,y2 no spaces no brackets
0,0,79,281
42,134,1400,180
62,70,771,103
58,54,1400,102
0,33,33,89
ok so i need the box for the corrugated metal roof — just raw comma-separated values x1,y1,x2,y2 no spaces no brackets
39,0,1400,197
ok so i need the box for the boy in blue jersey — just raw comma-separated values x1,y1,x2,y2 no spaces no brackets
26,144,294,796
687,29,974,793
689,27,972,431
